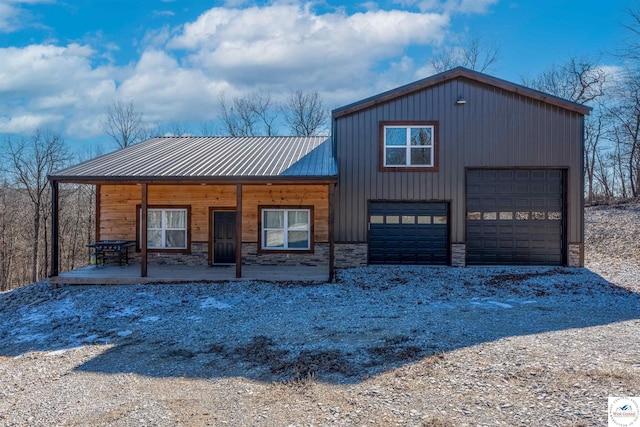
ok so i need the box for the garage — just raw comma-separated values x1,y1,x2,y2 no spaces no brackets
368,201,449,264
466,169,565,265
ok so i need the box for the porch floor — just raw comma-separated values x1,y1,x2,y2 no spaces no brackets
50,264,330,285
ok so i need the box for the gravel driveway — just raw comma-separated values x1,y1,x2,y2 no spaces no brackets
1,264,639,426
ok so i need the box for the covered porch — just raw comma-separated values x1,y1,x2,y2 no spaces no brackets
47,136,338,285
49,264,330,286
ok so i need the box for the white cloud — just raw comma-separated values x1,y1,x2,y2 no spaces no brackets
168,3,448,95
116,50,230,123
0,113,63,133
395,0,498,13
0,0,53,33
152,10,175,17
0,43,117,137
1,1,504,140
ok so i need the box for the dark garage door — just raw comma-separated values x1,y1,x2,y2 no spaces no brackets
369,202,449,265
466,169,565,265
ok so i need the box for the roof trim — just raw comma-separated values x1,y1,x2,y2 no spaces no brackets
48,175,338,185
332,67,592,118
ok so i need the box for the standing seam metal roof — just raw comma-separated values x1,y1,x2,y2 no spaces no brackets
51,136,337,180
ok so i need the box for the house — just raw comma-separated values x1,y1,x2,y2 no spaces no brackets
48,67,590,283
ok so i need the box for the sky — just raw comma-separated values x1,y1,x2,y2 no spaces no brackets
0,0,634,156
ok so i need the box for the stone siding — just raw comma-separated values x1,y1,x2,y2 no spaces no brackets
568,243,583,267
334,243,368,268
451,243,466,267
126,242,209,266
242,243,329,266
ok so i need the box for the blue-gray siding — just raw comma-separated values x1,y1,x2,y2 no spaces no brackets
334,77,584,246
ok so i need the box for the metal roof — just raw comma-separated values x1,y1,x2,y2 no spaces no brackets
51,136,337,182
332,67,592,118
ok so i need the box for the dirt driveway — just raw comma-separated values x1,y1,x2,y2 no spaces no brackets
1,266,639,426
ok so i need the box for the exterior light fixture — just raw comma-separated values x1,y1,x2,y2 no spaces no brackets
456,97,467,105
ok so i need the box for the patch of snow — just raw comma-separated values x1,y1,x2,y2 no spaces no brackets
13,333,48,343
139,316,160,323
430,302,455,309
106,306,140,318
82,334,100,342
200,297,231,309
117,330,132,337
18,311,49,325
486,301,513,309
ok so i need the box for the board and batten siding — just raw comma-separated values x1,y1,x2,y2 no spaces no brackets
99,184,329,244
334,77,584,245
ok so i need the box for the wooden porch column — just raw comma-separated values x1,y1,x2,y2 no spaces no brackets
236,183,242,278
141,183,148,277
50,180,59,277
94,185,101,242
328,183,335,283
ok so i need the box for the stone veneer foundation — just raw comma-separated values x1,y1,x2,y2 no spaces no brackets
241,243,329,266
128,242,209,266
126,240,582,269
451,243,466,267
567,243,583,267
334,243,368,268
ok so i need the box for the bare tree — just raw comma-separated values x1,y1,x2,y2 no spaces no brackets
524,56,610,201
429,34,500,73
153,121,191,137
0,181,20,291
522,57,607,104
619,8,640,64
283,90,329,136
199,120,218,136
219,91,279,137
3,130,69,282
606,73,640,198
584,111,605,202
102,100,149,148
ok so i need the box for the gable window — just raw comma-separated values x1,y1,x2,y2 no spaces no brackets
380,121,438,171
137,207,189,250
260,207,313,251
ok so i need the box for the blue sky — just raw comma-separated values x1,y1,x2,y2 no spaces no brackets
0,0,633,154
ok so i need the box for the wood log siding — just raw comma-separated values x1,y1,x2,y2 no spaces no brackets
241,185,329,243
99,184,329,245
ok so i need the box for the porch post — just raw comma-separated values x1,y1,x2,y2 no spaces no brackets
236,183,242,278
94,185,101,242
50,180,59,277
328,183,335,283
141,183,148,277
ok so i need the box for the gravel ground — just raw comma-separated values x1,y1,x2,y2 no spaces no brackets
1,203,639,427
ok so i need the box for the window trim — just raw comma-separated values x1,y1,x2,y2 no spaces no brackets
258,205,314,254
379,121,439,172
135,205,191,253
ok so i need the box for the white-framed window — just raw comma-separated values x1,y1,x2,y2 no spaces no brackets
261,208,311,250
383,125,435,167
139,208,188,249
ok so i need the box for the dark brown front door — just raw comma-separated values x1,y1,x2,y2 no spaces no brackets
213,211,236,263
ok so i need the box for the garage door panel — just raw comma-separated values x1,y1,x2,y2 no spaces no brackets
467,169,565,266
369,202,449,265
